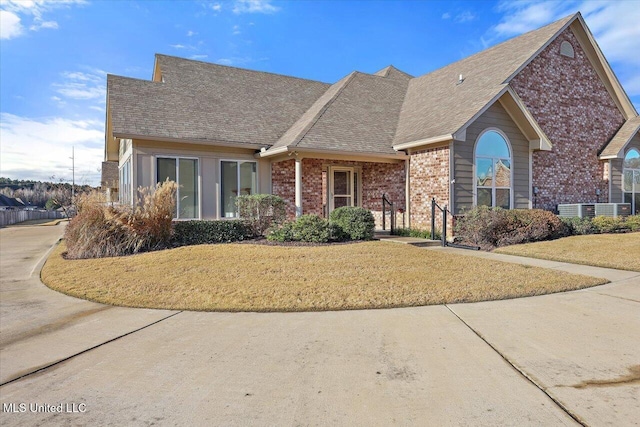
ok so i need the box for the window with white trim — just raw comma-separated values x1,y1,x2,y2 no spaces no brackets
475,130,512,209
157,157,199,219
623,148,640,215
119,158,132,205
221,160,257,218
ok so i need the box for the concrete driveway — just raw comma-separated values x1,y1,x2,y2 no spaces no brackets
0,223,638,426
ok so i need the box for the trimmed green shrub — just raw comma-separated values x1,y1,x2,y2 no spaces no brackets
454,206,566,249
329,206,375,241
172,220,254,246
591,215,625,233
624,215,640,231
267,214,333,243
560,217,598,235
392,227,442,240
65,182,177,259
236,194,286,236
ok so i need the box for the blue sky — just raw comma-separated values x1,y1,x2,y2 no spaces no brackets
1,0,639,186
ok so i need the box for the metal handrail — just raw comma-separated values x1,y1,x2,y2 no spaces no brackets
382,193,395,232
431,197,447,247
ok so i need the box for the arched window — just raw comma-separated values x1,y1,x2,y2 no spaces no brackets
623,148,640,214
475,130,512,209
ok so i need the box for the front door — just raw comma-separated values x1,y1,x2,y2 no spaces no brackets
329,167,360,213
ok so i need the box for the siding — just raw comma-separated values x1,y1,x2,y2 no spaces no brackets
133,140,270,220
453,102,530,214
611,133,640,203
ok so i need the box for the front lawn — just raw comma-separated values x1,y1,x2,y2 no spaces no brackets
495,233,640,272
41,241,607,312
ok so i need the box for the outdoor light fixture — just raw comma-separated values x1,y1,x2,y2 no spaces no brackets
533,186,539,208
596,188,601,203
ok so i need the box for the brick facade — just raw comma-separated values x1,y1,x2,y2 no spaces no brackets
409,145,451,233
510,28,625,210
271,158,406,228
271,159,296,218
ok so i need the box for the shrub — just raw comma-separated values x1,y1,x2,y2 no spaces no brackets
267,214,333,243
172,220,254,246
329,206,375,241
454,206,566,250
624,215,640,231
560,217,598,235
591,215,625,233
64,181,177,259
237,194,286,236
392,227,442,240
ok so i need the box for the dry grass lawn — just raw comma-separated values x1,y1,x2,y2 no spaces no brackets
495,233,640,272
41,241,607,312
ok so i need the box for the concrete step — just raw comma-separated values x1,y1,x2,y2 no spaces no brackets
375,234,442,247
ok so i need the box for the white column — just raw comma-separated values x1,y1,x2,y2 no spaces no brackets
295,157,303,217
405,158,410,228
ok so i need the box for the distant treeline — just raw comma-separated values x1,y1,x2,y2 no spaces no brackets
0,177,96,208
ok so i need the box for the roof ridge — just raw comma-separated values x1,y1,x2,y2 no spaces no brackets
290,72,358,148
155,53,330,85
414,13,577,81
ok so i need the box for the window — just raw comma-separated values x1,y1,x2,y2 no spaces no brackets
221,160,257,217
560,41,575,58
119,158,132,205
475,130,512,209
157,157,199,219
623,148,640,214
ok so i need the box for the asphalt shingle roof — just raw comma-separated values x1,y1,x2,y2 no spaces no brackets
393,14,574,146
270,70,409,154
108,55,329,147
109,14,611,156
600,116,640,158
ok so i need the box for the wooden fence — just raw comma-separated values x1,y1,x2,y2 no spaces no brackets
0,210,66,227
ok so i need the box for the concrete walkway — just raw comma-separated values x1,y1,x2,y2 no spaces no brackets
0,224,638,426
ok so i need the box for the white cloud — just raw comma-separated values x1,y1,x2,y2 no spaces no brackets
216,58,234,65
232,0,279,14
232,24,241,35
441,12,451,20
0,113,103,185
0,10,22,39
30,18,58,31
52,69,106,100
455,10,476,23
210,2,221,12
170,43,186,49
488,0,640,96
190,54,208,60
187,30,196,37
0,0,85,39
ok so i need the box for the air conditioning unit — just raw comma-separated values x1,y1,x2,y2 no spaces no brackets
594,203,631,218
557,204,595,218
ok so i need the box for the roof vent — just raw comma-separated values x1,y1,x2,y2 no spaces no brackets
457,74,464,85
560,41,574,58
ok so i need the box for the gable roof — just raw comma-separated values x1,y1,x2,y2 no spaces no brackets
393,14,575,147
600,116,640,159
108,55,329,148
266,71,409,156
373,65,413,81
106,13,636,161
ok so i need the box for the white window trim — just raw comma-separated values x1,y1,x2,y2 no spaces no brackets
155,156,202,220
623,148,640,213
219,159,259,219
326,165,362,213
118,156,133,206
473,127,514,209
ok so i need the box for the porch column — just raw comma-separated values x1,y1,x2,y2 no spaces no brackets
295,157,303,217
405,158,411,228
